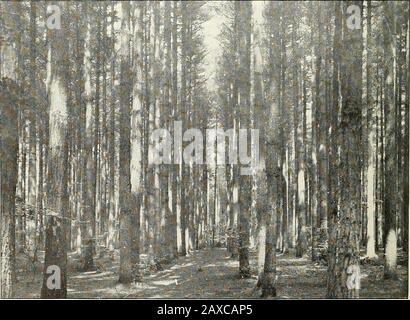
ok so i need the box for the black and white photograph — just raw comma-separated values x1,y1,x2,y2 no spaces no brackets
0,0,409,302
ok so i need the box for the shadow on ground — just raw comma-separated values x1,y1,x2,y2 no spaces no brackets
15,247,407,299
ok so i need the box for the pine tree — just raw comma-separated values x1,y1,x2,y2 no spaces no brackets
41,2,70,299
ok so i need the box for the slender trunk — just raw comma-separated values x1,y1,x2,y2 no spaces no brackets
310,4,319,260
253,22,277,297
382,2,398,279
81,4,95,271
170,1,179,258
41,4,69,297
118,1,139,283
107,2,117,254
237,2,252,278
365,0,377,259
180,1,188,256
402,4,409,253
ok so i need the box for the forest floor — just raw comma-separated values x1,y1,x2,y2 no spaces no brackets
15,247,408,299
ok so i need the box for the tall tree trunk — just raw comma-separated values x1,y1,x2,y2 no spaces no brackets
28,1,38,254
326,0,346,298
0,51,19,297
130,1,143,282
315,4,328,235
94,5,102,257
170,0,179,258
327,1,363,298
365,0,377,259
81,4,96,271
382,2,398,279
403,2,409,253
107,2,117,254
118,1,139,284
180,1,188,256
237,2,252,278
163,0,173,261
279,4,288,254
41,3,69,297
154,1,163,261
253,25,277,296
294,19,307,258
310,3,319,261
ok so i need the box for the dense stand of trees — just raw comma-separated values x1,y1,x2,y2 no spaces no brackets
216,0,409,298
0,1,408,299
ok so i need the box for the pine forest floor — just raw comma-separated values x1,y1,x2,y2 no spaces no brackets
15,247,408,299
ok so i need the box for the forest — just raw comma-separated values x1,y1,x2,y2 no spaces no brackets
0,1,408,299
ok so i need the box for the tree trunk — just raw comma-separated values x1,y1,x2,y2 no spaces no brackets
107,2,117,254
41,3,69,297
118,1,139,284
170,0,179,258
315,4,328,235
0,76,19,298
382,2,398,279
293,17,307,258
180,1,188,256
365,0,377,259
403,2,409,253
327,1,363,298
81,4,96,271
237,2,252,278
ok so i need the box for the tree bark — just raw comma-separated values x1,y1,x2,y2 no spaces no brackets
0,77,19,298
118,1,139,284
382,2,398,279
237,2,252,278
365,0,377,259
81,3,96,271
327,1,363,298
41,3,69,297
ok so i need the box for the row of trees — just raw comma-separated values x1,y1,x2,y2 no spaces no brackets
215,0,409,298
0,1,215,298
0,1,409,299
